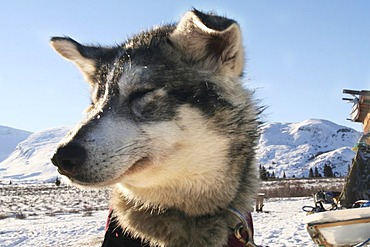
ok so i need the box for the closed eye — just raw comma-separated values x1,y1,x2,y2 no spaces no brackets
128,87,167,120
128,88,157,104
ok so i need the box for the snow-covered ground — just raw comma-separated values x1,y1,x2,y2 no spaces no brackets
253,197,315,247
0,184,317,247
0,184,109,247
0,211,107,247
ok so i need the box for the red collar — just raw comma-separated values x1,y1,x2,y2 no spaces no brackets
228,234,247,247
227,212,254,247
104,209,254,247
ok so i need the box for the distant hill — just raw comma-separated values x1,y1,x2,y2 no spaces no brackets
257,119,361,178
0,125,32,162
0,127,69,183
0,119,362,183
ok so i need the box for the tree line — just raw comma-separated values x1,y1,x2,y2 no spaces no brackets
259,164,335,181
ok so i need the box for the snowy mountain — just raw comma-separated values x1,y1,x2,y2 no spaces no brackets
257,119,361,178
0,119,362,183
0,127,69,183
0,125,32,162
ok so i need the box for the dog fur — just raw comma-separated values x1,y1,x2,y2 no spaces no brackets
51,9,261,247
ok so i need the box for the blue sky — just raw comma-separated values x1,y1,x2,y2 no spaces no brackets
1,1,369,132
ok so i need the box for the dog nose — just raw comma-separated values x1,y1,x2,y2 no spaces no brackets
51,142,86,176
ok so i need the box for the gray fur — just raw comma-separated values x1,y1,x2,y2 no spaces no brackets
51,9,261,247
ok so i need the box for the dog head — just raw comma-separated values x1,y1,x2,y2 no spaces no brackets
51,10,258,215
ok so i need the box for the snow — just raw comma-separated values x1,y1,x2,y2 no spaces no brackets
0,126,31,162
258,119,361,178
0,127,69,184
0,119,364,246
0,119,361,247
253,197,316,247
0,119,361,184
0,183,317,247
0,184,109,247
0,211,107,247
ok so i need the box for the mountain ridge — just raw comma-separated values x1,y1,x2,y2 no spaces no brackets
0,125,32,162
0,126,69,183
0,119,362,183
257,119,361,178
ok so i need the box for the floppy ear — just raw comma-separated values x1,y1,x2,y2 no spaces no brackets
50,37,99,83
170,9,244,76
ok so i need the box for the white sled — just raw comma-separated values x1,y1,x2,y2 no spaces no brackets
303,207,370,247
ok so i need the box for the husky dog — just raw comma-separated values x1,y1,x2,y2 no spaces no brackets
51,9,260,247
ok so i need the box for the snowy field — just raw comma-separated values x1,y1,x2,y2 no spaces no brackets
253,197,316,247
0,184,317,247
0,184,109,247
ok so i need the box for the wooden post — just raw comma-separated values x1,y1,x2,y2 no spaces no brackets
255,193,265,212
363,112,370,133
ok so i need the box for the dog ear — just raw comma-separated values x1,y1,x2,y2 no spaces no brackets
170,9,244,77
50,37,99,84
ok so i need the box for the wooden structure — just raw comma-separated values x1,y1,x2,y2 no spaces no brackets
303,90,370,246
304,207,370,247
255,193,265,212
343,89,370,132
